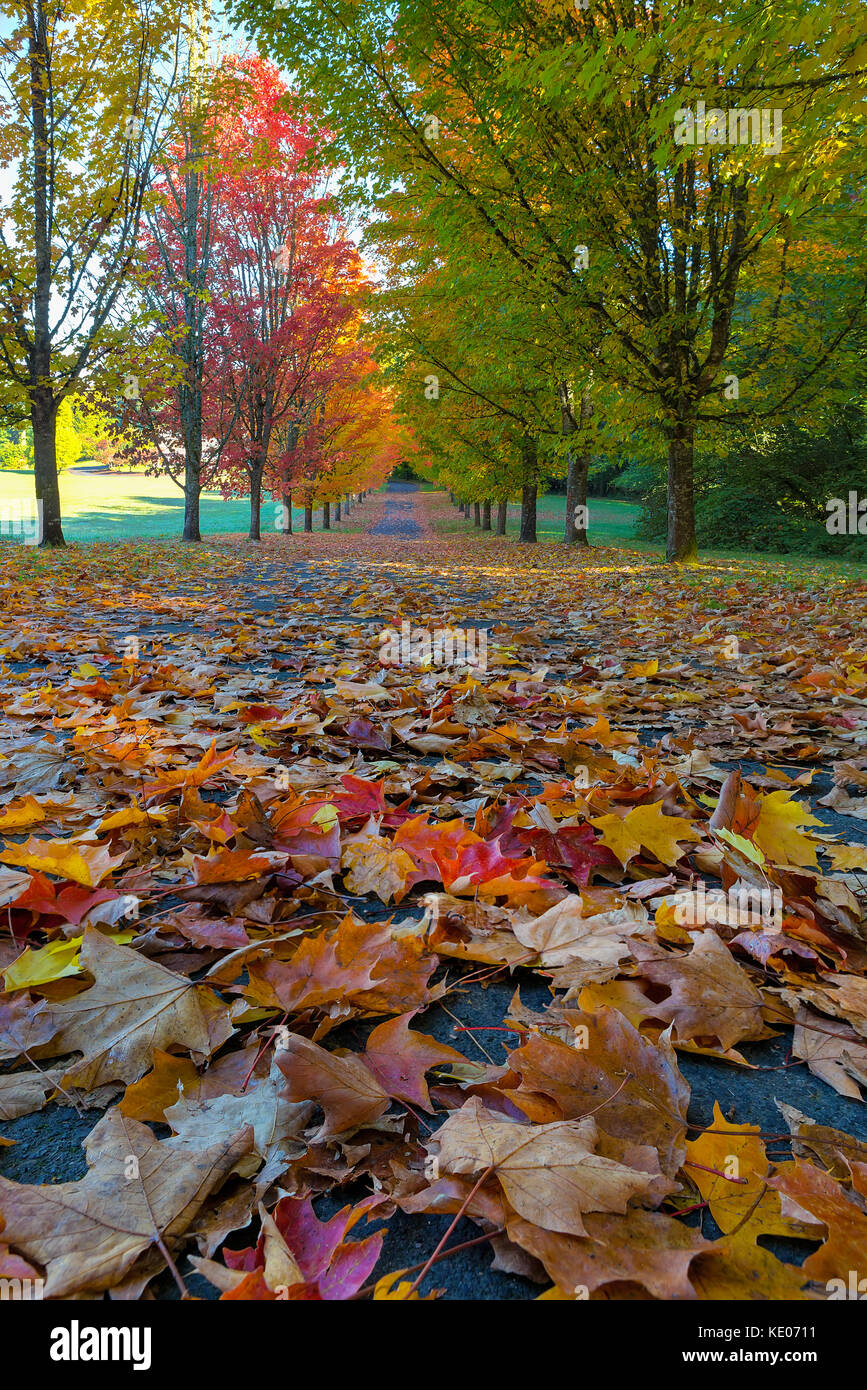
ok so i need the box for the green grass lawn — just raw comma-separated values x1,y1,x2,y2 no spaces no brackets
435,493,648,547
0,469,336,544
437,491,867,579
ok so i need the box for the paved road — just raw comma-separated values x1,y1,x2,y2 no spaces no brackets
368,480,423,537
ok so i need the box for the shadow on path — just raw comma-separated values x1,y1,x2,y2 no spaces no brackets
368,480,422,538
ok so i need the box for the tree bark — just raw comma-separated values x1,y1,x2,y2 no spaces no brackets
249,467,262,541
560,382,590,547
666,413,698,562
496,500,507,535
519,435,538,543
29,10,63,547
520,485,537,543
473,502,481,526
281,489,292,534
182,468,201,542
304,503,313,532
482,500,491,530
564,453,590,546
31,388,62,546
322,501,330,530
335,499,341,522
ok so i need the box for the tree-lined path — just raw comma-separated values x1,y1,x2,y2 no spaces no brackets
1,491,865,1302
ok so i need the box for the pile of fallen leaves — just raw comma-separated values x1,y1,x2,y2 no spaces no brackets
1,508,866,1300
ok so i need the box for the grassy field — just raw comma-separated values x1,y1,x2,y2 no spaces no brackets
0,468,340,544
435,492,652,547
435,490,867,577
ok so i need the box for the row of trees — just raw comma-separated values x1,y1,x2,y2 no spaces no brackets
0,1,402,546
235,0,867,560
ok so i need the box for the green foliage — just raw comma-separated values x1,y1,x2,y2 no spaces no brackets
637,411,867,559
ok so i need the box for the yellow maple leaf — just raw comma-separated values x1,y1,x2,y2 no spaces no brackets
0,797,52,831
0,837,127,887
98,800,167,831
752,790,825,868
621,802,703,866
340,830,416,904
589,812,641,865
3,930,136,991
824,843,867,872
591,802,701,867
372,1269,436,1300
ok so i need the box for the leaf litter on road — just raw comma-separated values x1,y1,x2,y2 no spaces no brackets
0,494,866,1300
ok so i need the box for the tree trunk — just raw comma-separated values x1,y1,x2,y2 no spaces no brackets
520,485,537,543
496,500,507,535
304,503,313,532
182,474,201,542
482,500,492,530
473,502,481,526
28,10,64,547
564,453,590,546
31,388,62,546
322,501,330,530
560,382,590,547
519,435,538,543
281,490,292,534
666,414,698,562
249,469,262,541
449,490,455,504
335,499,341,522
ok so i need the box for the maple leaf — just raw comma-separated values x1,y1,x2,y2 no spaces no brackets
0,993,57,1062
685,1102,821,1240
0,866,31,907
752,790,826,867
790,1005,867,1098
591,802,702,868
120,1044,266,1124
0,1108,253,1297
637,930,767,1050
514,821,619,886
164,1060,311,1174
189,847,281,884
340,818,417,903
214,1195,386,1300
0,796,66,831
431,1096,661,1237
2,929,134,990
7,873,118,923
142,739,236,803
768,1159,867,1287
275,1011,466,1136
0,836,127,887
362,1011,466,1109
508,1208,713,1300
275,1031,391,1138
37,928,235,1091
250,912,440,1019
512,897,651,974
506,1007,689,1179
